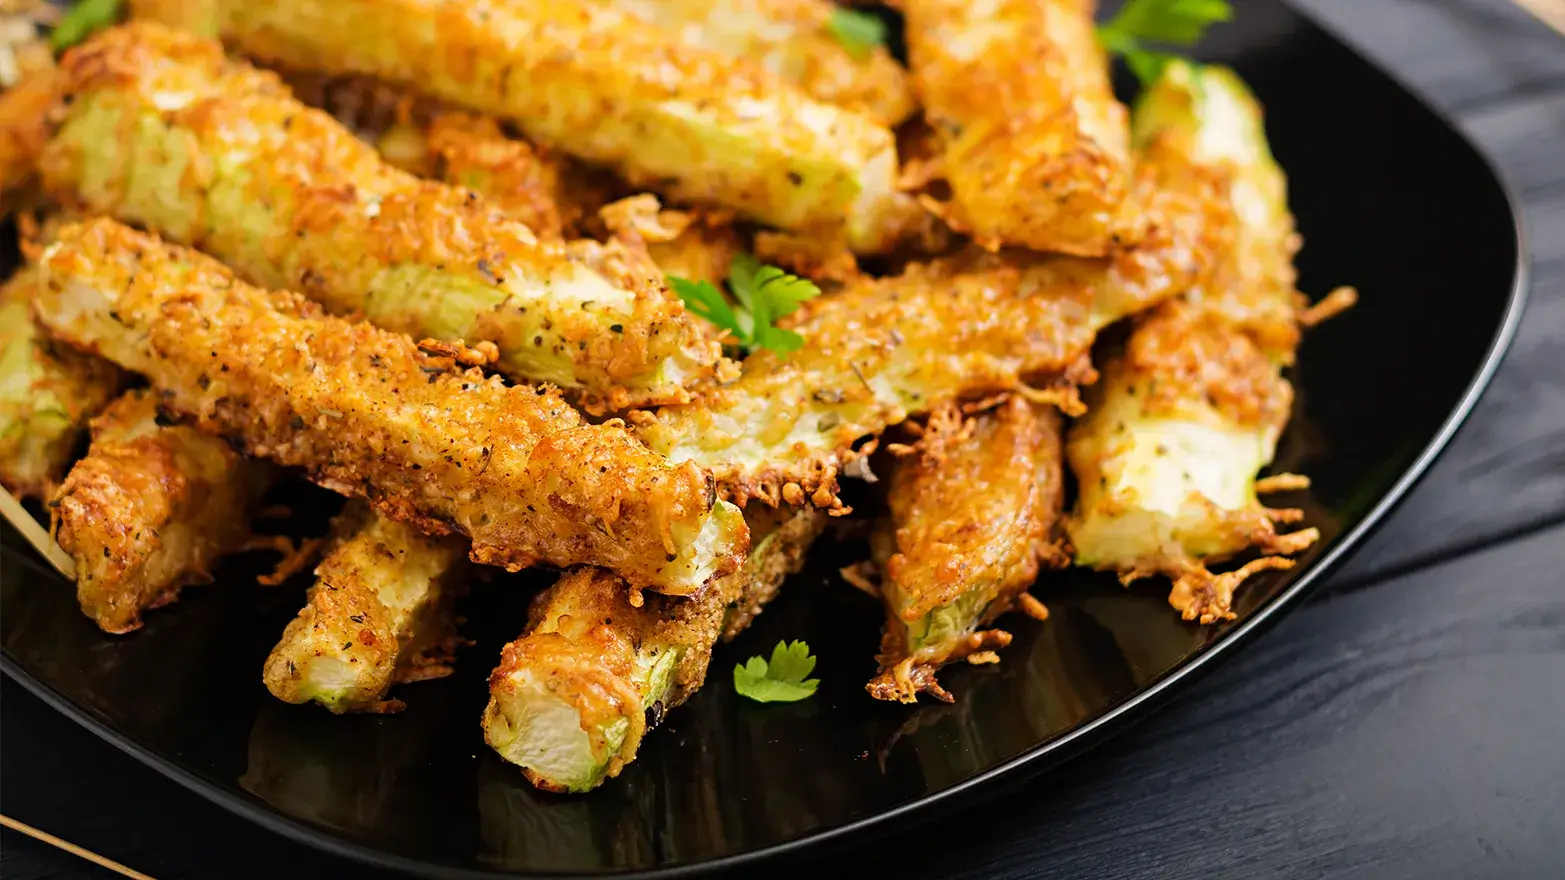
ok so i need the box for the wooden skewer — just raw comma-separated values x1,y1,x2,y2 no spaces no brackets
0,814,156,880
0,485,74,579
1511,0,1565,34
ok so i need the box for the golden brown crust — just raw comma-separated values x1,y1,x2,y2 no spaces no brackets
483,505,822,790
1125,299,1294,429
0,67,57,200
43,23,724,407
53,389,275,633
636,162,1229,510
34,218,747,595
597,195,744,291
425,112,568,241
1066,66,1324,623
130,1,906,250
263,501,469,713
865,397,1066,702
603,0,915,127
904,0,1132,255
883,397,1065,621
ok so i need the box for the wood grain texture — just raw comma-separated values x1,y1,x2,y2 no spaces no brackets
842,523,1565,880
1301,0,1565,585
3,524,1560,880
2,1,1564,879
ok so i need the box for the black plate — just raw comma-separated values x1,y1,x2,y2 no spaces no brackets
0,2,1528,877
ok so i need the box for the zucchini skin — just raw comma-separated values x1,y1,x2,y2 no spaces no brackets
43,23,724,409
867,396,1066,703
484,506,824,792
1067,62,1319,624
263,501,469,713
32,218,748,596
129,0,913,253
903,0,1132,255
54,389,275,634
0,269,122,500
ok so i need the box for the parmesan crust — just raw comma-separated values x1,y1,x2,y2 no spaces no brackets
54,389,275,633
904,0,1133,255
484,506,824,791
1067,63,1325,623
33,218,748,595
637,155,1233,511
866,397,1067,703
129,0,913,253
43,23,725,409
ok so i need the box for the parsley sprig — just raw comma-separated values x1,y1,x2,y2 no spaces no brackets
1097,0,1232,84
826,7,888,61
669,254,821,357
733,640,820,703
51,0,123,52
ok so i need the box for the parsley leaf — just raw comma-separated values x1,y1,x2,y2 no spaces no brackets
827,7,888,61
669,254,820,357
1097,0,1231,84
733,640,819,703
50,0,123,52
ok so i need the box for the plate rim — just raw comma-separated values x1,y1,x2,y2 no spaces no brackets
0,17,1533,880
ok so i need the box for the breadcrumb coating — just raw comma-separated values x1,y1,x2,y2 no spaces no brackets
53,389,275,633
32,218,748,595
603,0,916,126
866,396,1067,703
636,156,1233,511
1068,63,1324,623
129,0,914,253
263,500,469,713
43,23,724,409
904,0,1132,255
484,505,823,792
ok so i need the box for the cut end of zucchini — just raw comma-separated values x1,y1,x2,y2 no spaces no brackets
484,667,622,794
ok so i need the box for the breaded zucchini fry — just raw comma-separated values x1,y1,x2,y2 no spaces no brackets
53,389,275,633
865,396,1067,703
42,24,722,409
0,268,121,499
33,219,747,595
129,0,912,253
484,506,824,792
602,0,915,126
903,0,1132,255
263,501,468,713
636,157,1231,510
1067,62,1320,624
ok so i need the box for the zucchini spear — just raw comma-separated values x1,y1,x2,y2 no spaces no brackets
636,145,1233,511
54,389,276,633
484,506,825,792
864,395,1067,703
42,23,723,409
32,218,748,596
0,268,121,499
128,0,914,253
1066,61,1322,624
263,500,469,713
902,0,1133,255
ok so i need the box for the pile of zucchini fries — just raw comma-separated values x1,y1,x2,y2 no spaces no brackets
0,0,1345,794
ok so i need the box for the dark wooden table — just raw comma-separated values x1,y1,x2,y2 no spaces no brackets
4,1,1562,877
